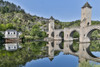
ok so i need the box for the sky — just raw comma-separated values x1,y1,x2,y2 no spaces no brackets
3,0,100,22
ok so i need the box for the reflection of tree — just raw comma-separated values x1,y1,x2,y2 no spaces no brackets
0,42,47,67
79,60,100,67
72,40,79,52
90,40,100,51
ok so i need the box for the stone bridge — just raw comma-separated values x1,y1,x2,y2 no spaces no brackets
47,41,100,62
47,2,100,43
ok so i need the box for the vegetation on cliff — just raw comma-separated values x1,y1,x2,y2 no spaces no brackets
0,0,100,40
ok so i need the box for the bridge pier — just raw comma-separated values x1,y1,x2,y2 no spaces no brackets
54,41,63,51
79,43,90,59
79,42,98,60
54,30,64,40
80,36,90,43
80,28,90,43
47,41,54,59
63,41,73,54
64,28,74,41
54,34,62,40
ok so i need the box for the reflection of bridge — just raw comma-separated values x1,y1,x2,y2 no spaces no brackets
47,41,100,62
47,2,100,43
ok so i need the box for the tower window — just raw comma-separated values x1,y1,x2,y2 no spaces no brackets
87,22,89,26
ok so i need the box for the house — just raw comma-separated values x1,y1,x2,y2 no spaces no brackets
4,43,22,51
5,29,22,38
4,29,22,42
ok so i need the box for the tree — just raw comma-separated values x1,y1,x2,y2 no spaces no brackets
31,25,47,39
6,23,14,29
31,25,40,36
0,24,6,31
0,32,4,40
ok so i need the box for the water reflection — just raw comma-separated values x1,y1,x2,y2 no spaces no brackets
47,41,100,63
4,43,22,51
0,41,100,67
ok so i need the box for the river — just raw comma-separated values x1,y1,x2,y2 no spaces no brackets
0,40,100,67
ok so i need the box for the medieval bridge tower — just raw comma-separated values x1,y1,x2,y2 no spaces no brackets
80,2,92,42
47,2,100,43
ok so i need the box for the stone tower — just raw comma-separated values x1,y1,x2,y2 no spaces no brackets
48,16,55,31
48,16,55,38
80,2,92,42
80,2,92,28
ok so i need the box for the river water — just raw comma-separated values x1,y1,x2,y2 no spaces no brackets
0,40,100,67
24,52,100,67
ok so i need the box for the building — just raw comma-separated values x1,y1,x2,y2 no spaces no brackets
5,29,22,38
4,29,22,42
4,43,22,51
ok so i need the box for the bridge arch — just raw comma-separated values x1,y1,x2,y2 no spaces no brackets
70,30,80,38
86,26,100,41
59,31,64,39
86,43,97,58
69,29,80,41
51,32,54,37
54,29,64,40
87,29,98,40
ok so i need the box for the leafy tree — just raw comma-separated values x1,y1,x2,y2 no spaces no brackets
31,25,47,39
0,24,6,31
6,23,14,29
0,32,4,40
31,25,41,36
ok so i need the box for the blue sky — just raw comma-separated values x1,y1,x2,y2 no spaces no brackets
4,0,100,22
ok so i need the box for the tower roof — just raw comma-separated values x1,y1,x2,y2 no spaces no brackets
82,2,92,9
50,16,54,20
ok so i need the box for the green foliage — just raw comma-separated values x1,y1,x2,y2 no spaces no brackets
91,21,100,25
6,23,14,29
0,32,4,40
0,0,25,13
31,24,47,39
90,30,100,39
55,20,80,29
94,65,100,67
0,0,100,40
90,40,100,51
79,61,100,67
72,40,79,52
79,61,92,67
72,31,79,38
0,23,15,31
0,41,47,67
0,24,6,31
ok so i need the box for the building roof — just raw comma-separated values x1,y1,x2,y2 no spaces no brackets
49,57,54,61
50,16,54,20
6,29,17,31
82,2,92,9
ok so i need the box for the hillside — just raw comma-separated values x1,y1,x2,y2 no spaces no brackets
0,0,50,35
0,0,100,39
55,20,100,29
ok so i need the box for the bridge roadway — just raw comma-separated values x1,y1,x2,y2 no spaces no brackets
47,25,100,43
